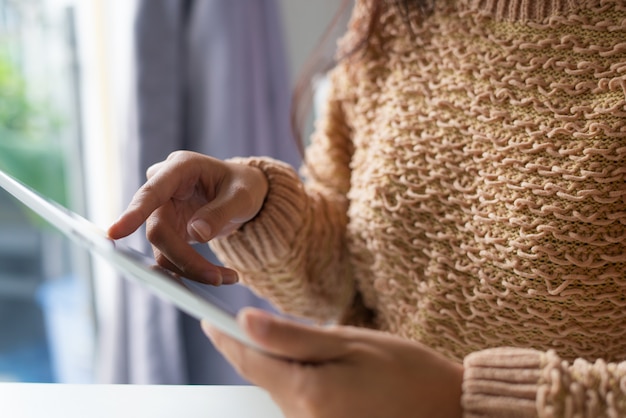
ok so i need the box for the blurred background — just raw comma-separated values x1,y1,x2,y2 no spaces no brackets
0,0,348,385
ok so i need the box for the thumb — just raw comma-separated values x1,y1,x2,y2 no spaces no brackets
238,308,352,363
186,192,253,242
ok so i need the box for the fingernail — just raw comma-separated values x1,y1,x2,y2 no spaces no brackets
190,220,211,241
222,271,239,284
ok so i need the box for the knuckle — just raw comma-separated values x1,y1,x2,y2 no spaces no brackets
145,218,160,243
204,204,228,227
232,183,254,204
145,163,159,180
165,151,199,174
167,150,188,161
136,181,163,208
230,183,256,216
175,256,196,276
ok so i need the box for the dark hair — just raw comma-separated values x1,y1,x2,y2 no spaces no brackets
290,0,433,155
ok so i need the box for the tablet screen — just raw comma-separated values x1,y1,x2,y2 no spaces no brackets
112,240,238,318
0,169,258,350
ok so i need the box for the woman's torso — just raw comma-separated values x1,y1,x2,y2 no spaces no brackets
341,0,626,362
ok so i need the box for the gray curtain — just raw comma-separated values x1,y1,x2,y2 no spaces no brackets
98,0,299,385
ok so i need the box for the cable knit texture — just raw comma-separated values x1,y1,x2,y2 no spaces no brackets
211,0,626,416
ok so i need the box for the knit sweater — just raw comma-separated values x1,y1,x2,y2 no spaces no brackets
210,0,626,416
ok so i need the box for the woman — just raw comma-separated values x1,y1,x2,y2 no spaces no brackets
109,0,626,416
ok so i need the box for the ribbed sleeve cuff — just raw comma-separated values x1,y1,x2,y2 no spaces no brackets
465,0,576,21
462,348,542,418
209,157,307,272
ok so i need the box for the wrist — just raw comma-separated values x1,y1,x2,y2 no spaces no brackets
220,156,307,238
449,363,464,418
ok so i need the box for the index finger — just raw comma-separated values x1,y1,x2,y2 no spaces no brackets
107,166,187,239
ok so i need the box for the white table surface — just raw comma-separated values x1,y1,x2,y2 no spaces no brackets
0,383,284,418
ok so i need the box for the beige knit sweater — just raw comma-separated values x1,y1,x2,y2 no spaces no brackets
210,0,626,416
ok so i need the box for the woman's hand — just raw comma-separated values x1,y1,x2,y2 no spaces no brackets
107,151,268,285
203,309,464,418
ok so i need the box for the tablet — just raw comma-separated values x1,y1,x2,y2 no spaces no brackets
0,169,260,351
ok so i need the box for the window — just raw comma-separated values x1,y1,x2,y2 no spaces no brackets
0,0,95,383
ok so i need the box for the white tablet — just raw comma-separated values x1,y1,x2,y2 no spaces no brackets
0,169,260,351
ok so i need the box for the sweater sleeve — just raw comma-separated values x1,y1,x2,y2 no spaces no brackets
209,68,357,323
462,348,626,417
